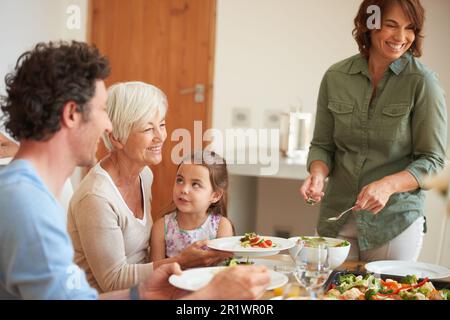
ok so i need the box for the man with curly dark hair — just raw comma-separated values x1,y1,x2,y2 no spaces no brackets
0,41,270,300
0,41,113,299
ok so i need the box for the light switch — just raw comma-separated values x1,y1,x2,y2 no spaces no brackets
231,107,251,127
264,110,281,128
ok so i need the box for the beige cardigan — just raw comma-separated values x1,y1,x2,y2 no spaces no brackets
67,163,153,293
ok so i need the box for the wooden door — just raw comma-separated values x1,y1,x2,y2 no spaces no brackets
89,0,216,219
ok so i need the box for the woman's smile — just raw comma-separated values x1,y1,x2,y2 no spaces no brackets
146,144,162,154
385,41,407,52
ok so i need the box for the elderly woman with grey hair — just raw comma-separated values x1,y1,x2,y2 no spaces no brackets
67,82,231,293
0,132,19,160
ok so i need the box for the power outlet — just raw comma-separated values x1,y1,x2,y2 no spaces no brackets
231,107,251,128
264,110,281,128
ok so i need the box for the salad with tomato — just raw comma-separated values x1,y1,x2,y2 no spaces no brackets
239,232,276,248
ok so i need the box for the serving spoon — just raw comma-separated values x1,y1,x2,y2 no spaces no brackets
327,206,356,221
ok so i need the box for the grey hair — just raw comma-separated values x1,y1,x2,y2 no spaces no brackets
102,81,168,151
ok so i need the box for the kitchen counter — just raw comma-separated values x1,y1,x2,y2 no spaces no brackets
227,151,308,180
226,150,313,236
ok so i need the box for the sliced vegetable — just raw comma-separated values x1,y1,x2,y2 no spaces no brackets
400,274,418,285
239,232,276,248
224,258,254,266
365,289,377,300
441,289,450,300
335,240,350,247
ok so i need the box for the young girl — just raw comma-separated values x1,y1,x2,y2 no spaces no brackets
150,151,234,261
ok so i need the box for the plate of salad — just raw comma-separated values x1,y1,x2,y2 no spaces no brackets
208,233,295,257
294,236,350,248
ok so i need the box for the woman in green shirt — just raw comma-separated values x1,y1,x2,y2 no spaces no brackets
300,0,447,261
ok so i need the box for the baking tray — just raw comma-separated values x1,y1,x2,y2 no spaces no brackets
324,270,450,291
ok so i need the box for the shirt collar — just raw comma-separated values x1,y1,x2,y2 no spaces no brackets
348,54,368,75
349,51,412,76
389,51,412,75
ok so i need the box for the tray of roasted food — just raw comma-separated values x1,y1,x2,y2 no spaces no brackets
323,271,449,300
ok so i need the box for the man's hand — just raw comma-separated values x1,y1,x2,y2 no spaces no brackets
139,263,187,300
187,265,270,300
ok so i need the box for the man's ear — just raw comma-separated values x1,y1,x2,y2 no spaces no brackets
61,101,81,128
108,132,124,150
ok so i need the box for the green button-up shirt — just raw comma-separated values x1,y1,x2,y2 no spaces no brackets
307,52,447,251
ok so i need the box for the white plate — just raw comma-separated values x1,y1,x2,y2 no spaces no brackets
168,266,288,291
208,236,295,257
365,260,450,279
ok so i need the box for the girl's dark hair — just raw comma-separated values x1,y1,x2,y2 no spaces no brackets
1,41,110,141
352,0,425,58
180,150,229,218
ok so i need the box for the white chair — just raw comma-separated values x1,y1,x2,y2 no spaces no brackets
59,179,74,221
0,157,13,165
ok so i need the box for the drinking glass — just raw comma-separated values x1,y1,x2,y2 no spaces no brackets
292,242,332,299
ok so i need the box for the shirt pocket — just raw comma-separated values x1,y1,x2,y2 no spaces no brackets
327,101,354,138
379,103,411,141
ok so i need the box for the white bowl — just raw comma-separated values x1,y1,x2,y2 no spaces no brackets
287,236,351,269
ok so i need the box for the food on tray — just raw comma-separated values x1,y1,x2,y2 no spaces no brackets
240,232,276,248
325,273,450,300
300,236,350,248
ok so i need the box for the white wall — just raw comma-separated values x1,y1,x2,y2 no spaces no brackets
213,0,361,131
421,190,448,266
420,0,450,143
0,0,87,114
0,0,88,187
